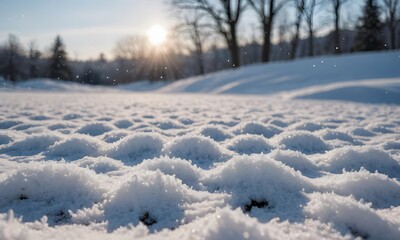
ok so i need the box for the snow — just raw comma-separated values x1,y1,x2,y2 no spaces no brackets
1,51,400,239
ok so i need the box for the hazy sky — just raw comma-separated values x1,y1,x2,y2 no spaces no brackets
0,0,171,60
0,0,362,60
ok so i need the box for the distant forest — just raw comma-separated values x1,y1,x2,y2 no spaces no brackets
1,0,399,85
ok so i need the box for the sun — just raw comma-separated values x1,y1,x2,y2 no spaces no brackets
147,25,167,46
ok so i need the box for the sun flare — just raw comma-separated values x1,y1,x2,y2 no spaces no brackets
147,25,167,46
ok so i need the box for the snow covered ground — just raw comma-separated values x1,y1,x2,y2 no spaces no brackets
1,51,400,239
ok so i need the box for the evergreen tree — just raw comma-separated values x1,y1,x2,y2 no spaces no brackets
354,0,384,51
48,36,72,80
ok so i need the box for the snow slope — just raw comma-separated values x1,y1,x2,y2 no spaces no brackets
0,92,400,239
158,51,400,104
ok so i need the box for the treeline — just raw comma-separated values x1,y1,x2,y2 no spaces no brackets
0,0,399,85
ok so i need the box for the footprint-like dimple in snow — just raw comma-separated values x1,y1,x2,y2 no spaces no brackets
0,120,22,129
0,134,13,145
151,120,184,130
76,122,114,136
351,128,376,137
275,131,330,154
164,135,230,168
107,133,164,164
225,135,273,155
233,122,281,138
113,119,134,129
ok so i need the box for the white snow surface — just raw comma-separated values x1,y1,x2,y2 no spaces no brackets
1,51,400,239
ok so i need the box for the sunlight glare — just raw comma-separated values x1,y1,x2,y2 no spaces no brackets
148,25,167,46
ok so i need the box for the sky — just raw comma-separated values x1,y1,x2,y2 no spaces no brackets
0,0,363,61
0,0,171,60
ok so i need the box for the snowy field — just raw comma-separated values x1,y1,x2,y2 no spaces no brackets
1,51,400,239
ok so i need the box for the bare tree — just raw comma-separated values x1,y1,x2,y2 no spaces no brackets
330,0,349,54
0,34,25,82
28,40,41,79
248,0,289,62
290,0,306,59
175,11,211,75
383,0,399,49
304,0,316,56
171,0,245,68
113,35,150,82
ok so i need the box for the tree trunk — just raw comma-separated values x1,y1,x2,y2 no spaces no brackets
334,3,341,54
390,24,396,49
308,25,314,57
229,23,240,68
291,18,302,59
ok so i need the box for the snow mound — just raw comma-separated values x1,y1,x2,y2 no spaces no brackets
318,146,400,178
225,135,273,155
74,157,126,174
0,162,105,224
101,170,208,231
76,123,114,136
269,149,319,177
233,122,282,138
198,125,233,142
107,133,164,164
316,169,400,208
204,155,312,220
102,131,128,143
46,135,104,160
137,157,202,188
305,193,400,240
275,131,330,154
291,122,325,132
164,136,230,168
0,133,61,156
319,129,355,143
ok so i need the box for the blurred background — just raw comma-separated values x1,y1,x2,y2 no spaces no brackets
0,0,398,85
